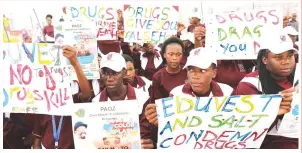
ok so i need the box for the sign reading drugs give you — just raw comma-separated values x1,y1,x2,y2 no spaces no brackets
123,5,179,44
205,8,282,59
156,94,282,149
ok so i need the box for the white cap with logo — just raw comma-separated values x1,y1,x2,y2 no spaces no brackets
260,30,298,54
100,52,126,72
183,47,217,70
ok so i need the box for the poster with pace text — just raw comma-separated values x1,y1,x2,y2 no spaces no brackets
72,100,141,149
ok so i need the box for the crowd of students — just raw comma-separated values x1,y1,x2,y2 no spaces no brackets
3,8,300,149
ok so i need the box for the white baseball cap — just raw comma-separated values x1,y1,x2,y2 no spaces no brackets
183,47,217,70
260,30,298,54
283,26,299,36
100,52,126,72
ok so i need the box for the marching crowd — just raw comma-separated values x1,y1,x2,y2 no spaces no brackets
3,7,300,149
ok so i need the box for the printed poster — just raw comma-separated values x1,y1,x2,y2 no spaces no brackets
277,63,300,137
156,94,282,149
72,100,141,149
64,20,100,80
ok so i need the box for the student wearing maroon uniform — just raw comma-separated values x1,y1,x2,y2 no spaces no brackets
62,46,154,149
122,54,152,93
132,43,164,81
32,115,74,149
3,113,34,149
150,37,188,102
194,25,256,89
43,14,54,42
234,33,297,149
144,47,233,145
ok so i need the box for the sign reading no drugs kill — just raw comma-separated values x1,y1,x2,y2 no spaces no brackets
205,8,282,59
72,100,141,149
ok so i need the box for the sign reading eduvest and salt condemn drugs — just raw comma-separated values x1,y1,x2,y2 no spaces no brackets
123,5,180,44
205,8,282,60
156,94,282,149
64,20,100,80
65,5,118,40
1,63,73,115
72,101,141,149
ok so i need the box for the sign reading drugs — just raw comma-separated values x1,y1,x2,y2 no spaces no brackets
72,101,141,149
2,63,73,115
205,8,282,59
123,5,179,44
66,5,118,40
156,94,282,149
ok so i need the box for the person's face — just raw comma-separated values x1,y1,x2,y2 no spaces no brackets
145,43,154,53
101,68,125,90
75,126,87,139
288,34,296,42
283,17,289,28
292,14,297,20
46,17,52,25
187,66,216,94
263,50,296,78
164,43,183,69
190,17,200,25
124,61,135,83
55,36,64,45
25,36,32,43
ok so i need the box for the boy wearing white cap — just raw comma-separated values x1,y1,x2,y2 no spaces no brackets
62,46,155,149
144,47,233,126
234,32,297,149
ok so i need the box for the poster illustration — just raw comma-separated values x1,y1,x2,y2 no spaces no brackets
72,100,141,149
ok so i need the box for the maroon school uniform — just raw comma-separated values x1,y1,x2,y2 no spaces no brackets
151,67,188,102
43,25,54,38
234,70,298,149
32,115,74,149
214,60,256,89
3,113,34,149
97,40,121,55
72,79,105,103
133,51,164,81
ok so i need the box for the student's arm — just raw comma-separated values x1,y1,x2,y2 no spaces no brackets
63,46,93,102
32,114,42,149
32,137,42,149
232,82,259,95
150,74,162,103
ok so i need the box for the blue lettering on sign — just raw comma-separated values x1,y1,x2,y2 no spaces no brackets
220,43,247,54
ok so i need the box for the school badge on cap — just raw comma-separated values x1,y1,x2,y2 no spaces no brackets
280,35,286,42
194,48,201,55
107,53,113,60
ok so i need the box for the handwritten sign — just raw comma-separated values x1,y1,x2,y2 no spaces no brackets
66,6,118,40
64,20,100,80
205,8,282,59
72,101,141,149
3,43,37,64
277,63,300,138
2,63,73,115
123,5,179,44
37,43,65,66
156,94,282,149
